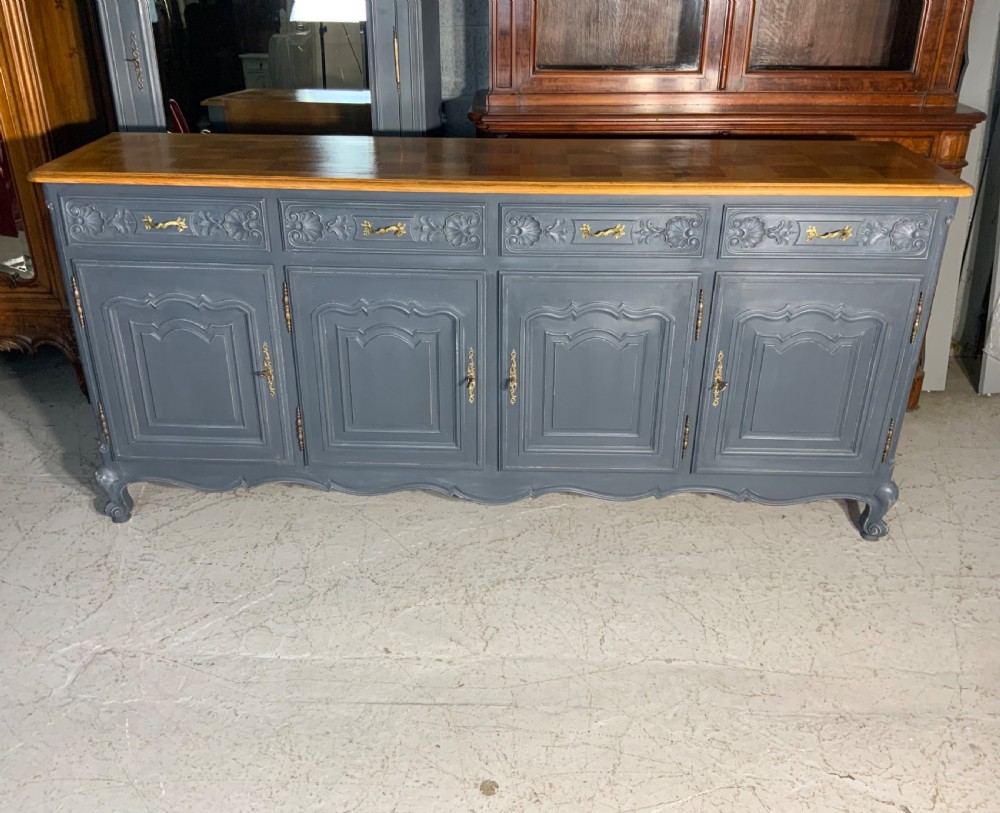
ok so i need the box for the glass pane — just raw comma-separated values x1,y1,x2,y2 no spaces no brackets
535,0,707,72
749,0,925,71
0,138,33,282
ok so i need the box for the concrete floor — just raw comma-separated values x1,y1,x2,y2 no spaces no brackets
0,349,998,813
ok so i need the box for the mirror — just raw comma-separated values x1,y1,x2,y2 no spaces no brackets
0,138,33,282
146,0,369,132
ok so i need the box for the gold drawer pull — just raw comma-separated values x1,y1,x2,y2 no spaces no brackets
508,349,518,406
254,341,276,397
142,215,188,233
467,347,476,405
806,225,853,242
361,220,407,237
711,351,727,408
580,223,626,240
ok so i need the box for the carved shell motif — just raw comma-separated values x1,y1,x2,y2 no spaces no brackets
636,216,704,250
504,215,543,248
727,216,767,249
858,217,931,253
192,207,264,244
284,210,352,245
65,204,134,238
411,212,483,247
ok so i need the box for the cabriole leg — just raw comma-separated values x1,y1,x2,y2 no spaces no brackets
859,481,899,541
96,465,134,523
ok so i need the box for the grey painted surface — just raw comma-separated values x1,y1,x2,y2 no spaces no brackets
92,0,167,132
365,0,443,134
42,183,958,539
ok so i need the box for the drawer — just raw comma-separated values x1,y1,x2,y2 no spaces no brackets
501,205,707,257
59,195,268,249
281,201,485,254
721,207,938,260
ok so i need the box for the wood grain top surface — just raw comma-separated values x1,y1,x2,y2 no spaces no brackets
30,133,972,197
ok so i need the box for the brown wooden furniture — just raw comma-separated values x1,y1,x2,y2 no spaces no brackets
474,0,982,174
472,0,984,407
202,89,373,136
0,0,110,365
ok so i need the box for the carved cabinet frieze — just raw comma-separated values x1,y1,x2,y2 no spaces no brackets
501,206,707,256
281,202,485,253
721,208,937,259
61,197,268,248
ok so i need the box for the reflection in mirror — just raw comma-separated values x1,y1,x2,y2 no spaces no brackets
0,137,33,282
148,0,368,132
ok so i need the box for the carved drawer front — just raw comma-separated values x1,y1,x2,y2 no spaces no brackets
60,196,268,249
501,206,708,257
721,207,938,260
281,201,485,253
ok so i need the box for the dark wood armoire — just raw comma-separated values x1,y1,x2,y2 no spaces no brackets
472,0,984,404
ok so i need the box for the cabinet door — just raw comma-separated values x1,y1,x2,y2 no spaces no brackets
502,273,699,471
75,261,293,463
288,268,484,468
695,273,922,475
726,0,950,95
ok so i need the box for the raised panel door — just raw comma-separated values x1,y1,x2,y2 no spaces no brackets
502,273,699,471
695,273,922,475
74,261,293,463
288,268,484,468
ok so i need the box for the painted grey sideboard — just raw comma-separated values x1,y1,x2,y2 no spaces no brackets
31,134,971,538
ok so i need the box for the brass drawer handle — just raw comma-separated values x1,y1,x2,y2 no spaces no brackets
580,223,626,240
361,220,407,237
508,349,518,406
467,347,476,405
254,341,276,397
711,351,727,408
806,225,853,242
142,215,188,233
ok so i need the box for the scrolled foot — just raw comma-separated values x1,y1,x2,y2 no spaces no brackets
859,481,899,542
96,465,134,523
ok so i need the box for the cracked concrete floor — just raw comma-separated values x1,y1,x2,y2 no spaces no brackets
1,348,998,813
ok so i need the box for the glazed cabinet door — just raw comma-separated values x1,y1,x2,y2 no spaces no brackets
73,261,294,462
288,268,484,468
695,273,923,475
501,273,700,471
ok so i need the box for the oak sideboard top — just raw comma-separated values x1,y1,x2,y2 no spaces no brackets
30,133,972,198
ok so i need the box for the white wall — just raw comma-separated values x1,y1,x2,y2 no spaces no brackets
925,0,1000,390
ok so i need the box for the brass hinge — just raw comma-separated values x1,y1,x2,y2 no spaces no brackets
98,400,110,445
296,406,304,453
694,289,704,341
881,418,896,463
283,281,293,333
910,292,925,343
71,276,85,327
681,415,691,460
392,26,401,94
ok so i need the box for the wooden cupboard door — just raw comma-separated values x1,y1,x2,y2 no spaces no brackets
288,268,484,468
74,261,293,463
506,0,730,95
695,273,922,475
502,273,699,472
726,0,954,95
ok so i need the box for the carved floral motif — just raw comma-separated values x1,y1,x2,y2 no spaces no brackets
284,207,481,249
192,207,264,244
